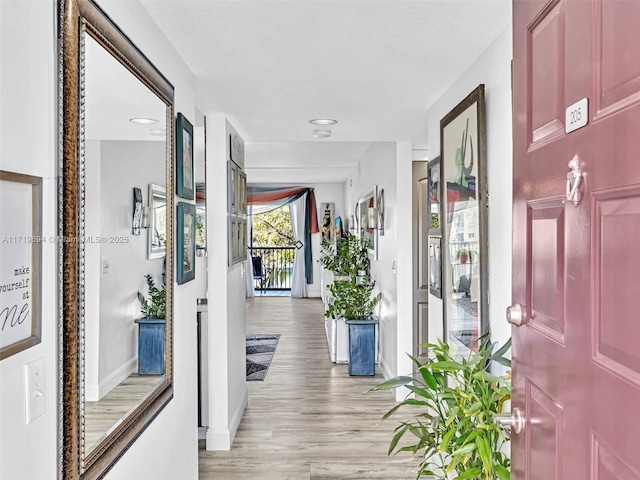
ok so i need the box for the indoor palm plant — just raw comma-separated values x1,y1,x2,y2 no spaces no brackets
137,274,166,319
371,335,512,479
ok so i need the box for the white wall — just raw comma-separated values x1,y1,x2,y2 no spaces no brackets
1,0,201,479
343,142,406,382
0,2,58,479
425,25,513,355
205,117,248,450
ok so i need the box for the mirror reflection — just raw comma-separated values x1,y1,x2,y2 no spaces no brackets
148,184,167,259
82,33,168,456
357,188,377,258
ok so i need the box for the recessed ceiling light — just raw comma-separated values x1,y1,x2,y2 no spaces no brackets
149,128,166,136
309,119,337,126
130,117,159,124
313,129,332,138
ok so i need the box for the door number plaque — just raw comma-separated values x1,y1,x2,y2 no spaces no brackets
565,98,588,134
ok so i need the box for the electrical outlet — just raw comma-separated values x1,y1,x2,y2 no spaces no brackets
25,358,46,424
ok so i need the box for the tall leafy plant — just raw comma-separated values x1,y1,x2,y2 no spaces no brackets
137,274,166,319
319,233,371,278
371,336,512,480
325,278,379,320
320,233,378,320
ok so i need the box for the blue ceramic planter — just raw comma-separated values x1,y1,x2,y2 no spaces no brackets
134,318,165,375
345,318,378,376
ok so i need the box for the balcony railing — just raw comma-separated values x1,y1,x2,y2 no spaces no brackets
250,246,296,291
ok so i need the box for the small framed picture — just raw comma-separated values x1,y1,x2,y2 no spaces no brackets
230,132,244,165
176,113,194,200
177,202,196,284
0,171,42,359
227,161,237,213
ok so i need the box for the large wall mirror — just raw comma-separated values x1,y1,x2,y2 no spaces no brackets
440,85,488,359
59,0,174,478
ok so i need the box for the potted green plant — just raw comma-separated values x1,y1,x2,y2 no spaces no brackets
137,274,166,320
371,336,512,479
321,234,380,375
135,274,166,375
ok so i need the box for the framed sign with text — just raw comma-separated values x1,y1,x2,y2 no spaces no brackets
0,171,42,360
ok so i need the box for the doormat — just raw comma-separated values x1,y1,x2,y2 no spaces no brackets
246,334,280,381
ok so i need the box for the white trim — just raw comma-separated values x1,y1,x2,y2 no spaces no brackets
379,353,410,402
85,356,138,401
205,387,248,451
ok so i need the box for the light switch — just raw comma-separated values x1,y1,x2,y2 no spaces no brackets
25,358,46,424
102,257,109,274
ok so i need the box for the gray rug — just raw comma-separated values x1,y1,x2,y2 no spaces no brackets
246,334,280,381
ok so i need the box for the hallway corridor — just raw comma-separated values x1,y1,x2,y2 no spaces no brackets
198,297,416,479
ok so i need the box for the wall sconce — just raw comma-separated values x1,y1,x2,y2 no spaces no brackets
367,206,378,229
141,206,150,229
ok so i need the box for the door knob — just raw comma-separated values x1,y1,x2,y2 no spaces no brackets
506,302,527,326
495,407,525,439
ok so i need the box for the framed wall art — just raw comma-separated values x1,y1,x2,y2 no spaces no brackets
230,132,244,166
177,202,196,284
0,171,42,360
440,84,488,356
227,161,237,214
176,113,194,200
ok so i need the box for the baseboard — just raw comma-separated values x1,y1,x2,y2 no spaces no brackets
379,354,394,382
205,387,248,451
86,356,137,401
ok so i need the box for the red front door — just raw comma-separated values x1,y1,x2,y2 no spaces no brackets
512,0,640,478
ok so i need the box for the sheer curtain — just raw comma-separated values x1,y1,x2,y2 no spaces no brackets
289,195,307,298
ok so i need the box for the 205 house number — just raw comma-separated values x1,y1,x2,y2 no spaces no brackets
565,98,588,133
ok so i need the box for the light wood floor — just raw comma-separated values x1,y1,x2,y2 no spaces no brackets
84,374,162,452
198,296,418,480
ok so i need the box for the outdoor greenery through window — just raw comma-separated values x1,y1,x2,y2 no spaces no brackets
251,206,295,290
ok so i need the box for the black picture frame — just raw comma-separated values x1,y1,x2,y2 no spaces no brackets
176,113,194,200
177,202,196,284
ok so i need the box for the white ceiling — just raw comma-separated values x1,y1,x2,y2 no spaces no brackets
85,34,167,142
138,0,512,183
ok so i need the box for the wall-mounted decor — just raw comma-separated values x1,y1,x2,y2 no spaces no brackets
176,113,194,200
427,156,441,235
148,184,167,259
428,236,442,298
376,188,385,236
440,84,488,355
236,168,247,214
132,187,143,235
321,202,336,245
177,202,196,284
59,0,176,476
0,171,42,360
228,215,247,266
227,161,237,213
357,187,378,259
230,132,244,166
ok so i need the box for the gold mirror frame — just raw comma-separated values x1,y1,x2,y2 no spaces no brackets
58,0,174,478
